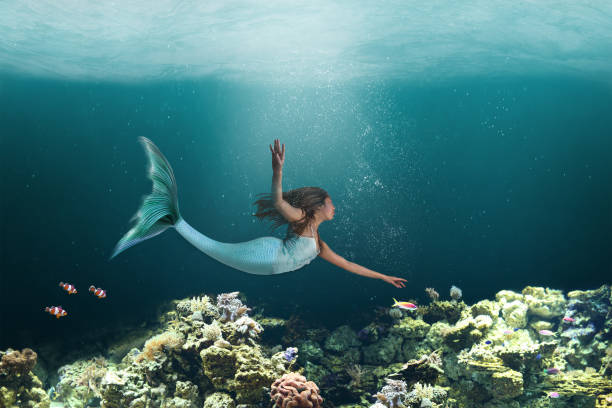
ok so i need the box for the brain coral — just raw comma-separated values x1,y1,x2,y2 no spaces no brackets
270,372,323,408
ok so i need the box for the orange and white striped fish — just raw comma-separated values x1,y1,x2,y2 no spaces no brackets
59,282,78,294
44,306,67,319
89,285,107,299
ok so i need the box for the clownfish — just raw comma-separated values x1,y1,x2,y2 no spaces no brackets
59,282,77,294
89,285,107,299
392,298,418,310
44,306,67,319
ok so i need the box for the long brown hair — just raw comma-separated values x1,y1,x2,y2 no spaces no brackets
253,186,328,247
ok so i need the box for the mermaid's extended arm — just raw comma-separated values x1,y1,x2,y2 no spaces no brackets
318,240,407,288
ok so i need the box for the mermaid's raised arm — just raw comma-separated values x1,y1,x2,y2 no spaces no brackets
269,139,304,222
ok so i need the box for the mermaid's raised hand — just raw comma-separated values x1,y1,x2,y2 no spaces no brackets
269,139,285,172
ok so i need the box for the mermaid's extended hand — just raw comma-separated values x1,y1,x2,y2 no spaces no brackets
269,139,285,173
382,275,407,288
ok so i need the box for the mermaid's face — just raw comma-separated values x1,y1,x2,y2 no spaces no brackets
319,197,335,221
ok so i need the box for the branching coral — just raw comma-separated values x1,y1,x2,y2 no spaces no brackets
405,382,448,407
176,295,218,319
189,295,211,312
270,372,323,408
373,378,407,408
408,382,435,401
346,364,363,388
217,291,250,322
425,288,440,302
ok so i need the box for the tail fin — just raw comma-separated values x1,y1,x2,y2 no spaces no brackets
392,297,398,306
110,137,181,259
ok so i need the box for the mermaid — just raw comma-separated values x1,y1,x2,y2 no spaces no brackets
110,137,406,288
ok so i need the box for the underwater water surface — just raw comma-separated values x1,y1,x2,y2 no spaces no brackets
0,1,611,408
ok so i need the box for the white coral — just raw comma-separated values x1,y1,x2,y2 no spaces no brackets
410,382,435,400
450,285,462,301
234,316,263,339
406,382,447,407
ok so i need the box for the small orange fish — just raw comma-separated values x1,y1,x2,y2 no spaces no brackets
44,306,67,319
392,298,418,310
59,282,78,294
89,285,107,299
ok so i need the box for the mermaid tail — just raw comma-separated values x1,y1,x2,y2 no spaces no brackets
110,137,180,259
174,219,287,275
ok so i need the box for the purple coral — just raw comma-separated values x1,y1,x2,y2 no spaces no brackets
283,347,298,362
357,328,370,341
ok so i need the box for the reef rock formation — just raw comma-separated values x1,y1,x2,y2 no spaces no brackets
0,348,49,408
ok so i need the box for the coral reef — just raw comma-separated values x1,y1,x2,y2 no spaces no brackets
420,301,465,325
55,356,109,407
25,284,612,408
389,350,444,387
42,292,298,408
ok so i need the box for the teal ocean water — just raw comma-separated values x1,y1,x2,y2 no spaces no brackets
0,2,611,407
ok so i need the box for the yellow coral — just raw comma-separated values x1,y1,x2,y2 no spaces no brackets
546,370,612,397
190,296,211,313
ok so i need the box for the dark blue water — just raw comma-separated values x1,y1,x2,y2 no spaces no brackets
1,73,610,356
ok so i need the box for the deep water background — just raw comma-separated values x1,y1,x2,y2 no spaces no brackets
1,73,611,358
